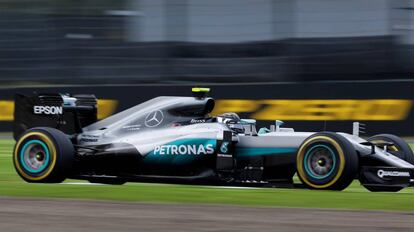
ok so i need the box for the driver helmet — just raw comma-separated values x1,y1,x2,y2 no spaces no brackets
217,112,240,124
217,112,244,133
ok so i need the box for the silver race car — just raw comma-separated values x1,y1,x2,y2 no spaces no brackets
12,88,414,191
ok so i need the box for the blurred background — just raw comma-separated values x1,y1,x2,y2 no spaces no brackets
1,0,414,84
1,0,414,135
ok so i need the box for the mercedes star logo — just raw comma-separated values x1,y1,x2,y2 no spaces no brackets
144,110,164,127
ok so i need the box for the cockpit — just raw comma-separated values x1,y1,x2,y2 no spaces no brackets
213,112,293,136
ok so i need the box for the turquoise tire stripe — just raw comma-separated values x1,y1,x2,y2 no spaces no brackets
20,140,50,174
303,144,336,179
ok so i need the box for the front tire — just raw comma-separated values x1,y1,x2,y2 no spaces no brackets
367,134,414,165
296,132,359,190
359,134,413,192
13,127,74,183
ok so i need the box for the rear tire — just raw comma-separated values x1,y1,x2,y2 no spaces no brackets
13,127,74,183
296,132,359,190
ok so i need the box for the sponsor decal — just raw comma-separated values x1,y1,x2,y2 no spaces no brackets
0,99,116,121
153,144,214,155
80,138,98,143
220,142,229,153
33,105,63,115
377,169,410,178
56,119,67,125
190,118,206,124
79,135,99,143
144,110,164,127
122,124,141,131
150,139,216,156
217,154,233,158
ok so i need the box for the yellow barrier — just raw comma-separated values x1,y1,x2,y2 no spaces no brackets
0,100,14,121
0,99,412,121
213,99,413,121
97,99,118,119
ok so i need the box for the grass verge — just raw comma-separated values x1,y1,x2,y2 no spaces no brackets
1,139,414,211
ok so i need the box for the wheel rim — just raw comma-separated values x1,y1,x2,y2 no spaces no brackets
19,140,50,173
304,144,337,179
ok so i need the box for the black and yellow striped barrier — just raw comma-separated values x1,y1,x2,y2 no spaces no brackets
0,99,412,121
212,99,413,121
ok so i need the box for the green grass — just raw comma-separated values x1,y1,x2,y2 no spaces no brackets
1,139,414,211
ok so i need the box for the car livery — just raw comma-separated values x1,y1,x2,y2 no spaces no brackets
11,89,414,191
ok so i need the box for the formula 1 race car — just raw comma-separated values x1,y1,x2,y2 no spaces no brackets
12,88,414,192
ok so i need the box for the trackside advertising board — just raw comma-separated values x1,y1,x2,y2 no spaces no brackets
0,80,413,136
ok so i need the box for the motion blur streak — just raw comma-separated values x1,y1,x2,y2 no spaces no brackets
0,101,13,121
1,0,414,84
96,99,118,119
213,99,413,121
1,98,412,121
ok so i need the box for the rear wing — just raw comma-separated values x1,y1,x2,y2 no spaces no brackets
13,93,97,140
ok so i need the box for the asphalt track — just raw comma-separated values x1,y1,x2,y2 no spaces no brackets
0,198,414,232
